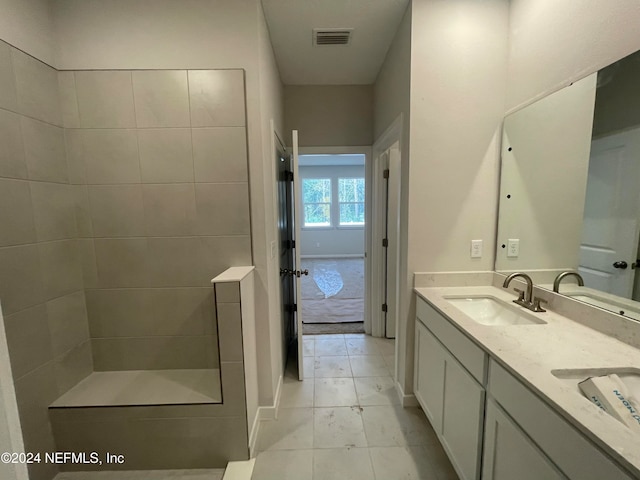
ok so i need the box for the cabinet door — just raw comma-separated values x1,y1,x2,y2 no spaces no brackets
440,352,485,480
483,398,567,480
414,320,445,432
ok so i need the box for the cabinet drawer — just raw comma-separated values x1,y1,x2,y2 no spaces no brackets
489,360,634,480
416,297,487,383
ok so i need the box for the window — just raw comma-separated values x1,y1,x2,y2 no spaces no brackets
302,178,331,227
338,178,365,226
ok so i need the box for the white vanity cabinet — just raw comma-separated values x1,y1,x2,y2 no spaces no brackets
483,398,567,480
486,360,635,480
415,298,487,480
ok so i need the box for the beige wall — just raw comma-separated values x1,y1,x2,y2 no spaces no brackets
52,0,285,407
0,0,55,66
402,0,509,394
496,74,597,272
373,3,411,385
507,0,640,113
0,40,91,480
284,85,373,147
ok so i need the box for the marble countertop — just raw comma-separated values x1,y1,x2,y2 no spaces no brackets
414,284,640,476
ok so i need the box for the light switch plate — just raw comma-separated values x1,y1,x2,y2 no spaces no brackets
507,239,520,257
270,240,276,259
471,240,482,258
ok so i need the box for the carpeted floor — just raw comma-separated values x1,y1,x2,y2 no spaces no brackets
300,258,364,325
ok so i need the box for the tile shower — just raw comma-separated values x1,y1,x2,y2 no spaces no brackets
0,39,254,480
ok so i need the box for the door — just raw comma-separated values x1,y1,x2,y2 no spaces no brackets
276,130,305,380
276,140,296,371
579,128,640,297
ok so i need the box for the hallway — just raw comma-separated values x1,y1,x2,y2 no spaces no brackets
252,334,458,480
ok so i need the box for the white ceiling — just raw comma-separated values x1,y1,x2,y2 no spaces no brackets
262,0,410,85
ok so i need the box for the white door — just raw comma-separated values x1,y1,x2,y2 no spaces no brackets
291,130,305,380
579,128,640,298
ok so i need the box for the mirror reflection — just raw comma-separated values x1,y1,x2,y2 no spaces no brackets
496,50,640,320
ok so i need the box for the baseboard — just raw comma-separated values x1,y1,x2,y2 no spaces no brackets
395,380,419,407
250,374,283,456
301,254,364,259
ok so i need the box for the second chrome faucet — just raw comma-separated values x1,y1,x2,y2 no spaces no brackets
502,272,547,312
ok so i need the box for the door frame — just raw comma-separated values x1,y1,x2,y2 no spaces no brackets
372,115,403,339
297,145,373,333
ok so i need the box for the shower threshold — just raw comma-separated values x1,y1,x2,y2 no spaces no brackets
50,369,222,407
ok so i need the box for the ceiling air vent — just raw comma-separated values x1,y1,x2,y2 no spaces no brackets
313,28,353,46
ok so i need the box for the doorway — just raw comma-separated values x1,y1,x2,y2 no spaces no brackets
297,153,368,335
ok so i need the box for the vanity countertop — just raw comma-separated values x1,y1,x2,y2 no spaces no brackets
414,285,640,476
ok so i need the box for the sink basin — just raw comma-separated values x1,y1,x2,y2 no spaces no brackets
444,296,547,326
552,367,640,399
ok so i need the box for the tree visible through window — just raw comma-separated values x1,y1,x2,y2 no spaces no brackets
339,178,365,226
302,178,331,227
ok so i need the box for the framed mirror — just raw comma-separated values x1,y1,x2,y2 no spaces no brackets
496,49,640,320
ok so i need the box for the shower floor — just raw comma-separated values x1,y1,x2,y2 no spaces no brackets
51,369,221,407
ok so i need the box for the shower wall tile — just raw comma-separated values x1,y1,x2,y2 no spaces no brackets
0,244,45,315
73,185,93,237
188,70,246,127
21,116,67,183
0,178,36,247
30,182,77,241
13,361,59,436
64,129,86,184
78,238,98,288
11,49,61,126
94,238,149,288
74,71,136,128
138,128,194,183
86,288,215,338
78,129,141,184
23,423,59,480
0,41,18,111
57,71,80,128
39,239,83,301
54,340,93,395
200,236,252,281
146,236,208,286
46,290,90,358
195,183,250,235
91,335,215,371
0,109,27,179
192,126,248,183
216,302,242,362
132,70,190,127
143,183,197,236
3,304,53,379
89,184,145,237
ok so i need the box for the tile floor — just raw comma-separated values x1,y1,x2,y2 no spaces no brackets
54,469,224,480
252,333,459,480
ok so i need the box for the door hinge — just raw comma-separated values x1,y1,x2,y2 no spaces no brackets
383,169,390,179
288,171,294,181
291,240,296,249
293,303,298,312
382,303,388,313
382,238,388,248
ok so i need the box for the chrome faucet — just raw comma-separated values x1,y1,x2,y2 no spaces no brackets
502,272,547,312
553,271,584,293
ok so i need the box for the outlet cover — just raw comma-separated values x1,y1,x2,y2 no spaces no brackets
471,240,483,258
270,241,276,259
507,239,520,258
